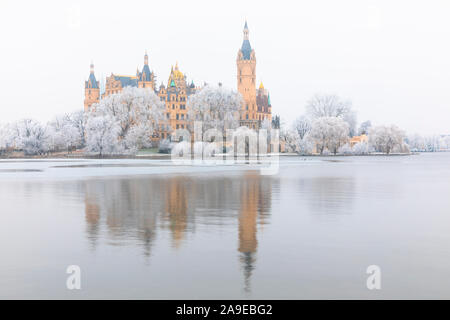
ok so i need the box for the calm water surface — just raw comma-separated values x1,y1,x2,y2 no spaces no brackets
1,154,450,299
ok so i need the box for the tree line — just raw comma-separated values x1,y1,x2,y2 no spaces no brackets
0,87,447,157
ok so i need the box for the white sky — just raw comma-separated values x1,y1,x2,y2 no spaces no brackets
1,0,449,135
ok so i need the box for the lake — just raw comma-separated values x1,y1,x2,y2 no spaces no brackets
1,153,450,299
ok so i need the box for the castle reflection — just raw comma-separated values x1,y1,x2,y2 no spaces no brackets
83,172,274,293
238,172,272,293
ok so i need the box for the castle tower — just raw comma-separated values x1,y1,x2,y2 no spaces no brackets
256,81,272,122
156,62,195,139
84,62,100,111
237,21,257,128
138,51,155,90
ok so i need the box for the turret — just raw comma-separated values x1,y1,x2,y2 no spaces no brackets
84,62,100,111
138,51,154,89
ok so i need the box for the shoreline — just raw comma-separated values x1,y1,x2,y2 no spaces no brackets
0,152,426,160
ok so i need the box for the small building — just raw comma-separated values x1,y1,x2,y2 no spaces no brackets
349,134,368,147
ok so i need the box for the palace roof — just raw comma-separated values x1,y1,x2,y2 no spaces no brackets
86,73,99,89
140,64,152,82
114,75,138,87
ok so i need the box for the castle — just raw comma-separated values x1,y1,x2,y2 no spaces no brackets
84,22,272,139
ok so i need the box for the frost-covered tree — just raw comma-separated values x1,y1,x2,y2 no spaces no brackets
87,87,164,154
358,120,372,136
406,134,450,152
0,123,15,154
85,115,121,156
306,93,357,137
293,116,311,140
68,110,87,148
393,142,410,154
338,143,353,155
12,119,50,155
291,116,314,155
279,127,299,154
337,141,371,155
47,114,81,152
344,111,358,137
309,117,349,155
187,85,241,136
406,134,426,152
369,125,405,154
297,134,314,155
306,94,352,118
352,142,371,155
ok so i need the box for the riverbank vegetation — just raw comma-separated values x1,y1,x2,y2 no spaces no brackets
1,89,449,158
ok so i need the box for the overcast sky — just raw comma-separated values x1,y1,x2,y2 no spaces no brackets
1,0,449,135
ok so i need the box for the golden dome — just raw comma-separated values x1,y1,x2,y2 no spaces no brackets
172,62,184,79
259,81,264,89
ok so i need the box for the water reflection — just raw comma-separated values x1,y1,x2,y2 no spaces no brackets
82,172,274,293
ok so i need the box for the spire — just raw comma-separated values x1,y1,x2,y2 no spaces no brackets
240,20,253,60
243,20,249,40
144,51,148,65
259,81,264,90
86,61,99,89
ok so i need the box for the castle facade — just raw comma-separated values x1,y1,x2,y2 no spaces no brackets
84,22,272,138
